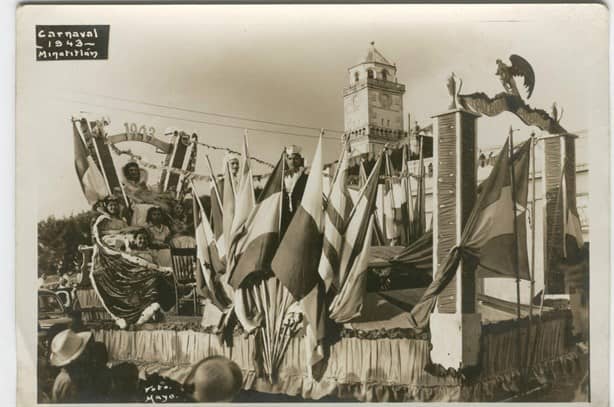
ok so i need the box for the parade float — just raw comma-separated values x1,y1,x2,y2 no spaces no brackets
65,55,586,402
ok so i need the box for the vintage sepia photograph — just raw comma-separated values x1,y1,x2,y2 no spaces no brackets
15,4,609,405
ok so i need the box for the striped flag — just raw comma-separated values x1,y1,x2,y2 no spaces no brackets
329,215,374,322
272,135,325,366
407,139,531,329
359,161,385,245
73,121,108,204
335,155,382,299
318,146,353,291
465,139,531,279
228,153,285,289
192,185,232,311
226,153,285,333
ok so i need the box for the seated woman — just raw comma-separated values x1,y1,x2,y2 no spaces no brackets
145,207,173,267
117,161,178,227
129,229,156,264
146,207,171,248
169,200,196,248
97,196,134,250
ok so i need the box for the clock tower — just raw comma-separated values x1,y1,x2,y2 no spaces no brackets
344,42,406,157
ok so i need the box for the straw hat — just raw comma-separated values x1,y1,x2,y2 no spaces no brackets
49,329,92,367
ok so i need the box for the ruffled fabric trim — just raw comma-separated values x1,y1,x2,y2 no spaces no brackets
123,353,581,402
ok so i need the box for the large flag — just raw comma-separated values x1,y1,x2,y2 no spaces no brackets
328,215,374,322
228,153,285,289
465,138,531,279
359,161,385,245
318,146,353,291
73,121,108,204
407,138,531,329
334,155,382,295
192,185,232,311
382,152,399,244
226,134,256,263
272,135,325,366
561,157,584,259
206,156,226,261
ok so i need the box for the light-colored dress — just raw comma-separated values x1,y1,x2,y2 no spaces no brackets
147,224,171,245
99,216,130,249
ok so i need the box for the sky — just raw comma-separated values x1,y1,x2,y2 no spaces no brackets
15,4,609,220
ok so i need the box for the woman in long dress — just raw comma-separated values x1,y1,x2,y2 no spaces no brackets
90,218,176,327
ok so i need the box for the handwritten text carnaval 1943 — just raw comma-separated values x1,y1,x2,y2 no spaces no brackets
36,25,110,61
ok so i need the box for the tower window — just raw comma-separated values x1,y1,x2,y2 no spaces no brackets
381,69,388,81
387,120,390,127
381,118,384,126
367,69,374,79
354,71,359,83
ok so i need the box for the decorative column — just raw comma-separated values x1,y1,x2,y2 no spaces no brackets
429,108,481,369
542,133,577,294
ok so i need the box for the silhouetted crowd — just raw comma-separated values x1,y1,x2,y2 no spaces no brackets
38,319,243,403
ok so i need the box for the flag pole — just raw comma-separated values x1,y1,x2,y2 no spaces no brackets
561,156,568,259
417,134,425,235
327,133,346,201
529,134,537,311
508,126,524,387
205,154,223,211
525,132,537,374
279,151,286,241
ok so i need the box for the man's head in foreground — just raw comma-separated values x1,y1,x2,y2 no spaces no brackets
184,356,243,402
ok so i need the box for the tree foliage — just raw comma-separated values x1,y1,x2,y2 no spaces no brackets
38,211,97,276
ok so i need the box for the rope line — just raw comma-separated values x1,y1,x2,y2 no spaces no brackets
71,91,345,134
65,98,342,141
195,140,275,168
109,143,274,181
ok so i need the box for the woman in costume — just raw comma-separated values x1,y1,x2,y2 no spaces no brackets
97,196,133,250
146,206,171,248
169,200,196,248
118,161,174,227
129,229,156,264
90,216,176,327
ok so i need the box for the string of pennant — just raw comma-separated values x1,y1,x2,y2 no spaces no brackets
194,140,276,169
108,137,428,185
108,143,212,181
108,143,275,181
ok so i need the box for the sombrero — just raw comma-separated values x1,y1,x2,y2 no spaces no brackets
49,329,92,367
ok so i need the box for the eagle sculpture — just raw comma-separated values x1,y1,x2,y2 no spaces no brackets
495,55,535,99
